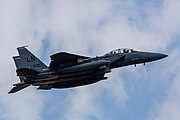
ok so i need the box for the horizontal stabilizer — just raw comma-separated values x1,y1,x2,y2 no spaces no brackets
8,83,30,94
16,68,38,76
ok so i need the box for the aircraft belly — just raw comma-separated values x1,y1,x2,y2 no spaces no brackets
34,71,106,89
52,76,107,89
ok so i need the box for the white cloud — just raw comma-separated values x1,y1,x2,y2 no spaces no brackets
0,0,179,120
153,73,180,120
62,87,103,120
144,0,180,119
0,1,46,120
0,89,44,120
147,48,180,120
61,71,128,120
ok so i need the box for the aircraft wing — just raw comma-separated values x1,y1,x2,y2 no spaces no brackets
8,83,30,94
49,52,90,69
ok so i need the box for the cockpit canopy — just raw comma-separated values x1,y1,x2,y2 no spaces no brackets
106,48,136,55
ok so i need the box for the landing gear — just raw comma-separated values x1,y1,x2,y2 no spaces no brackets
134,63,145,67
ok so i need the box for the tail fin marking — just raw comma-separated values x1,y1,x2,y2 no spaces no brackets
13,46,48,72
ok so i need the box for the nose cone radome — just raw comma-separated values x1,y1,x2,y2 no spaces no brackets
153,53,168,60
160,54,168,59
145,53,168,62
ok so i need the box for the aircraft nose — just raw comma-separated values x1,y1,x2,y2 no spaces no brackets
144,53,168,62
160,54,168,59
153,53,168,60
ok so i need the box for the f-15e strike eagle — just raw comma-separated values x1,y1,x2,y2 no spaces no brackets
9,46,168,93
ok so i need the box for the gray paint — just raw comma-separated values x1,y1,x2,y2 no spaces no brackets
9,47,167,93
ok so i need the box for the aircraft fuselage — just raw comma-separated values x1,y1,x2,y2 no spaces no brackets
9,47,167,93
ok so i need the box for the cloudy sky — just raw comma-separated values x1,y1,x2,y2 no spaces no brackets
0,0,180,120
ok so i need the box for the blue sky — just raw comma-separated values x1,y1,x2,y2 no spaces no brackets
0,0,180,120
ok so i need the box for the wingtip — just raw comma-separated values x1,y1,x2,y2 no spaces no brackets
8,89,15,94
17,45,28,50
8,88,17,94
8,91,13,94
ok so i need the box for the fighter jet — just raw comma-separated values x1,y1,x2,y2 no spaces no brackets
9,46,168,93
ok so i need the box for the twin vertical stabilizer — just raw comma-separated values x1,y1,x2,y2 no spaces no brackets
9,46,48,94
